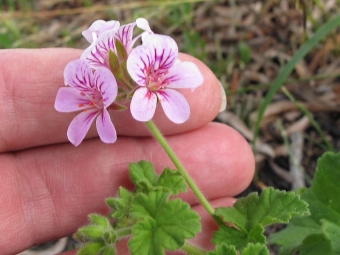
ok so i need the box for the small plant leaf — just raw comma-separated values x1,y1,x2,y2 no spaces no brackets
322,220,340,253
129,161,158,190
128,190,201,255
207,244,238,255
300,234,334,255
213,223,265,250
129,161,186,195
241,243,269,255
157,168,186,195
213,187,308,250
269,152,340,254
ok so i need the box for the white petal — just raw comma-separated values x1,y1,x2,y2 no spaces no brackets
142,34,178,70
115,22,136,51
64,59,94,91
127,35,178,86
136,18,152,33
82,20,120,43
126,45,152,86
93,67,118,107
164,62,203,90
130,87,157,122
81,30,116,69
96,109,117,143
67,109,99,146
157,89,190,124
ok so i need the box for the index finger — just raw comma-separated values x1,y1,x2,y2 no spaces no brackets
0,48,222,152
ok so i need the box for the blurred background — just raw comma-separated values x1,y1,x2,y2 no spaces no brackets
1,0,340,254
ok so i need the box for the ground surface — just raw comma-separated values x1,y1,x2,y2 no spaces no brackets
2,0,340,254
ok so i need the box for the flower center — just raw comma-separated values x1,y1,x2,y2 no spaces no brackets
145,69,169,91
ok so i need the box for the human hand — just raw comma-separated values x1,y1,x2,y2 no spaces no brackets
0,48,254,255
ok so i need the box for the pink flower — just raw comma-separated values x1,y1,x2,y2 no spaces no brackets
55,59,118,146
81,18,153,69
127,34,204,123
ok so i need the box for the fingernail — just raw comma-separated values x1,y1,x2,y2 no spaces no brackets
219,81,227,112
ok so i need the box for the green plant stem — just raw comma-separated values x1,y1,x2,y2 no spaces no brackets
145,120,222,225
116,227,132,240
181,241,207,255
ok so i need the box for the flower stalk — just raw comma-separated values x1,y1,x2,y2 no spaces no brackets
145,120,221,223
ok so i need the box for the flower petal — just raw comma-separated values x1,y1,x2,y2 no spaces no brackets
93,67,118,107
54,87,92,112
164,61,204,90
142,34,178,71
127,34,178,86
126,45,151,86
136,17,153,42
82,20,120,43
67,109,99,146
130,87,157,122
81,30,116,69
115,22,136,52
96,109,117,143
157,89,190,124
64,59,94,91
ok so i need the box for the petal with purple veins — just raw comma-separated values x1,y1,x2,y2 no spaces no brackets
82,20,120,43
54,87,92,112
67,108,99,146
142,34,178,71
93,67,118,107
130,87,157,122
156,89,190,124
164,62,204,90
64,59,94,90
115,22,136,52
81,30,116,69
96,108,117,143
127,45,153,86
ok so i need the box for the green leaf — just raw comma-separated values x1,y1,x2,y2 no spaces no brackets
129,161,186,195
77,242,104,255
300,234,334,255
322,220,340,253
241,243,269,255
253,14,340,144
129,161,158,190
216,187,309,233
157,168,186,195
269,152,340,254
207,244,238,255
128,190,201,255
213,223,265,250
213,187,308,250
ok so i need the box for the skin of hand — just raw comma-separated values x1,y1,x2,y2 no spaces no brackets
0,49,255,255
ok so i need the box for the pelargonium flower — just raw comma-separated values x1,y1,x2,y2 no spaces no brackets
126,34,204,123
81,18,153,69
55,59,118,146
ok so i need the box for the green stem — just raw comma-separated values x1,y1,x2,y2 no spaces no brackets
181,241,207,255
115,227,132,240
145,120,222,224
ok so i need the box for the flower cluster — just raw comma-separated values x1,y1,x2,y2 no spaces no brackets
55,18,204,146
